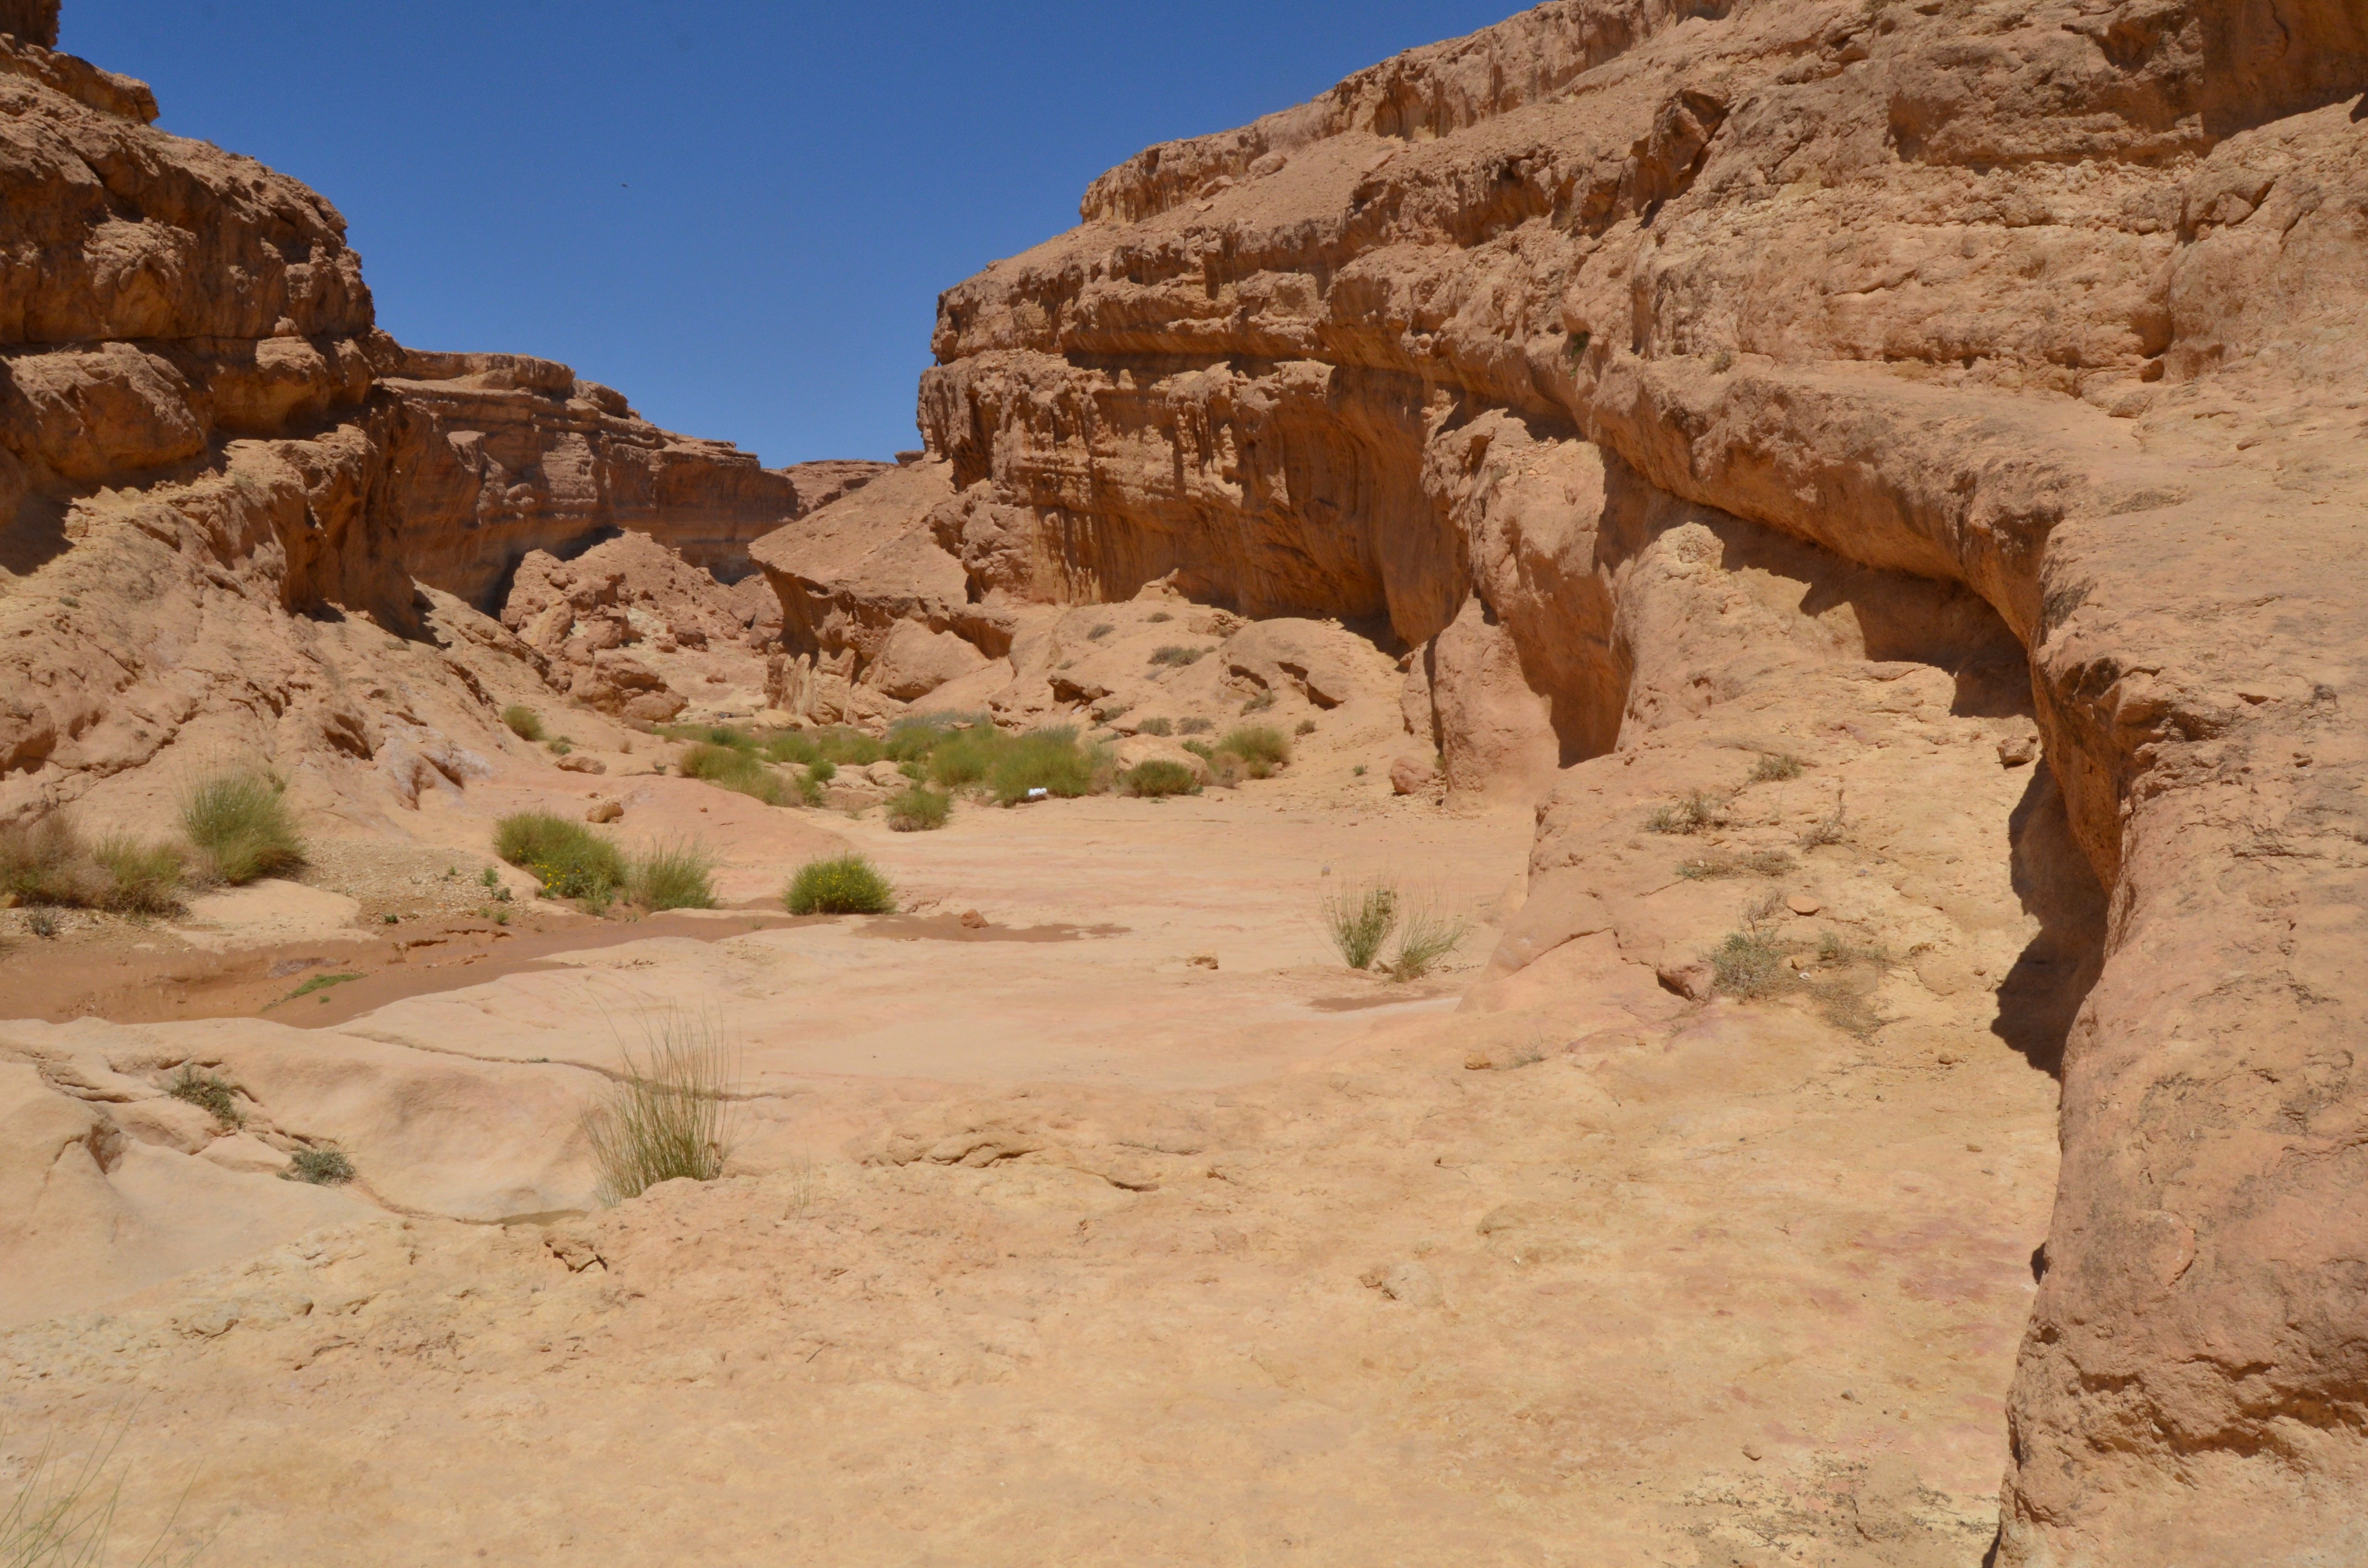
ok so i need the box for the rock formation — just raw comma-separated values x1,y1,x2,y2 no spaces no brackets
762,0,2368,1558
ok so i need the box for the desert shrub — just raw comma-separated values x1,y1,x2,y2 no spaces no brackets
0,817,98,906
925,728,996,788
678,742,789,806
501,704,545,742
480,865,501,888
168,1064,243,1128
987,726,1106,805
1148,645,1206,667
26,909,58,939
494,812,625,904
884,713,978,762
1387,906,1470,982
1240,689,1276,715
1086,623,1114,640
1136,717,1173,737
1644,789,1728,836
180,772,305,884
547,739,572,756
1295,718,1317,736
1182,739,1215,761
1093,699,1133,723
88,834,185,915
1146,611,1173,623
806,757,837,786
1749,752,1804,784
765,725,882,769
1124,760,1200,798
287,1147,355,1185
1217,725,1291,778
1710,930,1788,998
1178,716,1213,735
1675,848,1795,881
1323,881,1400,970
784,853,895,915
886,785,952,832
1353,763,1367,776
582,1013,740,1205
1800,795,1850,848
629,840,716,910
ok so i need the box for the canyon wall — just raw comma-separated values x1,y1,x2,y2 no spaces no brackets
0,10,854,821
825,0,2367,1559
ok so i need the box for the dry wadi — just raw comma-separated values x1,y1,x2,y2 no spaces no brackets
2,0,2364,1563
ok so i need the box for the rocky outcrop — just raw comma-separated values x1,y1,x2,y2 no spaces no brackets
849,0,2368,1557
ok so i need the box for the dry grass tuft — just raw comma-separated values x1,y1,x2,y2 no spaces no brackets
582,1014,740,1205
1323,880,1399,970
179,772,305,884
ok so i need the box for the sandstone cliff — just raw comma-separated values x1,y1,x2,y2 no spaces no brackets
778,1,2367,1558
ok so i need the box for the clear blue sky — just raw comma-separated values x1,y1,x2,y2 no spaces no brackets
65,2,1521,466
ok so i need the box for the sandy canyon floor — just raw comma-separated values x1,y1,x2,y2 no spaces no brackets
1,709,2062,1568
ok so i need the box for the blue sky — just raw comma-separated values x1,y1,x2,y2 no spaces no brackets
66,2,1520,466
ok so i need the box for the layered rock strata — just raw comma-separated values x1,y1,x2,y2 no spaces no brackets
805,0,2367,1558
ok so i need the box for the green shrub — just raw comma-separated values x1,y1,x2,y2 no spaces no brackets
987,726,1107,806
89,833,185,915
629,840,717,911
1136,717,1173,737
180,772,305,884
679,742,790,806
925,728,998,788
1295,718,1317,736
886,786,951,832
547,739,572,756
501,704,545,742
1387,906,1470,982
1323,882,1399,970
287,1147,355,1185
1240,689,1276,714
1148,645,1206,667
1711,931,1787,998
582,1014,739,1204
1749,752,1804,783
784,853,895,915
0,817,98,906
807,757,838,785
1218,725,1291,778
765,726,881,768
494,812,625,904
168,1064,243,1127
1182,739,1215,761
1124,760,1200,798
885,713,978,762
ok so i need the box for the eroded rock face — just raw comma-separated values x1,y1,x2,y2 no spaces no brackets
840,0,2367,1556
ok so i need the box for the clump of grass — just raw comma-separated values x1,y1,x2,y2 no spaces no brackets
1353,763,1368,776
1645,789,1728,836
1295,718,1317,736
2,1420,197,1567
763,725,883,768
1136,717,1173,737
1675,848,1796,880
0,817,97,906
1323,880,1400,970
784,853,895,915
1086,623,1114,640
1178,716,1213,735
678,742,790,806
494,812,625,905
180,772,305,884
582,1013,740,1205
886,785,952,832
1240,689,1276,714
1800,791,1850,848
480,865,501,888
1217,725,1291,779
1147,611,1173,624
1710,891,1792,999
1749,752,1804,783
1124,760,1200,798
884,713,979,762
1148,645,1206,667
1387,905,1470,982
987,726,1108,806
501,704,545,742
168,1064,243,1128
286,1147,354,1185
89,834,185,915
26,909,58,939
629,840,716,910
547,739,572,756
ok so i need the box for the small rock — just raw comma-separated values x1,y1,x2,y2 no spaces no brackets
1188,953,1219,970
1997,734,2038,767
1388,751,1442,796
585,799,622,823
1464,1051,1490,1071
1742,1443,1763,1462
959,909,987,929
1656,958,1714,1001
1786,894,1821,916
555,753,606,774
1966,1142,1985,1152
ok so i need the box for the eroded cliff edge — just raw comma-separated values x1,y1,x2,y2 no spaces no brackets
833,0,2367,1559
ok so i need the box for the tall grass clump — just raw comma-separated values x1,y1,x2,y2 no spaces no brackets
885,786,951,832
168,1064,243,1128
0,817,99,906
582,1014,740,1205
2,1421,197,1568
180,772,305,884
1323,881,1400,970
1148,645,1206,667
501,704,545,742
784,853,895,915
1217,725,1291,779
1709,890,1790,998
678,742,789,807
89,834,185,916
763,726,882,768
494,812,625,904
986,726,1107,806
1749,752,1804,783
1124,760,1200,798
628,840,717,910
1645,789,1728,836
1387,905,1470,982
